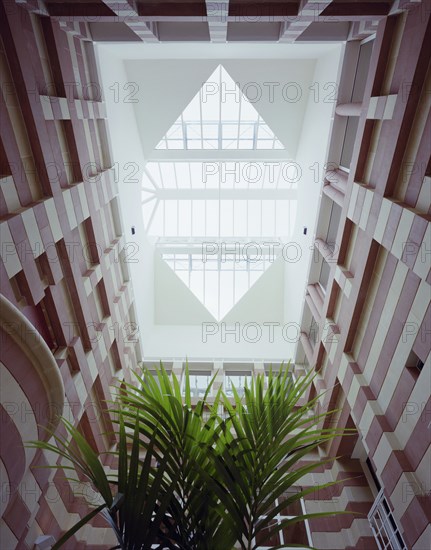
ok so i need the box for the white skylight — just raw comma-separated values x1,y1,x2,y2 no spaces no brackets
99,41,343,359
160,244,280,321
143,64,296,321
155,65,284,150
142,161,297,238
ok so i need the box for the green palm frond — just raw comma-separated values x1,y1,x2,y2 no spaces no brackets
208,364,356,550
29,362,355,550
115,366,236,550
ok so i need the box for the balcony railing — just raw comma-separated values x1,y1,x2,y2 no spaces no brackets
368,489,407,550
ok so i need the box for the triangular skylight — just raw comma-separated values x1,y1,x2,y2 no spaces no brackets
155,65,285,150
160,245,279,321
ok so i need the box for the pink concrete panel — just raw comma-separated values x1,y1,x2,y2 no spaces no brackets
3,492,31,541
400,495,431,548
412,302,431,363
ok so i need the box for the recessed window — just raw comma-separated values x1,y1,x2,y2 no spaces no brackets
405,351,424,377
224,372,252,397
340,40,373,169
182,371,212,397
319,259,330,292
326,201,342,252
308,317,319,346
366,457,381,492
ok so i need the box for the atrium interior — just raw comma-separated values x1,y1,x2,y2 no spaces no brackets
0,1,429,549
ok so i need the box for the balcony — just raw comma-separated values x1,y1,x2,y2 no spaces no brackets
368,489,407,550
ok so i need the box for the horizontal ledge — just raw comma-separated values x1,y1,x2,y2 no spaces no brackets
151,150,291,161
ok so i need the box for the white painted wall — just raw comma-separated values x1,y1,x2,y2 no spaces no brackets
141,322,296,362
283,45,343,327
96,45,153,354
155,257,285,326
125,60,217,158
223,259,285,324
222,59,315,158
125,58,315,158
154,254,216,324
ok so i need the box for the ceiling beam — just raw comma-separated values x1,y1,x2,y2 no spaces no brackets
101,0,159,42
146,189,297,200
151,150,290,161
206,0,229,43
139,2,206,17
322,2,391,16
390,0,425,15
228,1,298,17
279,0,333,43
157,242,286,254
348,19,380,40
49,13,388,23
15,0,49,16
58,21,93,41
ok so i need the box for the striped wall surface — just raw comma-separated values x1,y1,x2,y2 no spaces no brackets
295,4,430,549
0,4,141,548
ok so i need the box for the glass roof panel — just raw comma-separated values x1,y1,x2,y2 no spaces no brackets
183,99,200,120
142,162,297,239
221,94,240,121
175,162,191,188
144,65,297,320
178,200,192,236
160,248,280,321
206,200,219,236
155,65,285,151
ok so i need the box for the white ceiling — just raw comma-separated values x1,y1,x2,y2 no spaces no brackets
100,42,342,60
96,42,343,361
125,58,315,158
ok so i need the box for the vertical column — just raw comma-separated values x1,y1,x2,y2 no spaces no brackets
206,0,229,43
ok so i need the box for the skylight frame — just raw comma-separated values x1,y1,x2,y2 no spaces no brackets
156,65,285,151
161,248,278,321
144,64,297,321
158,118,283,151
141,159,298,239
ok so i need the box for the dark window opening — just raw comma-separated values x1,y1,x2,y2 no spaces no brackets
366,457,381,491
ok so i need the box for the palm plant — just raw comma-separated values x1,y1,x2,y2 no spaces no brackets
117,365,237,550
206,367,353,549
30,363,354,549
30,410,178,549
